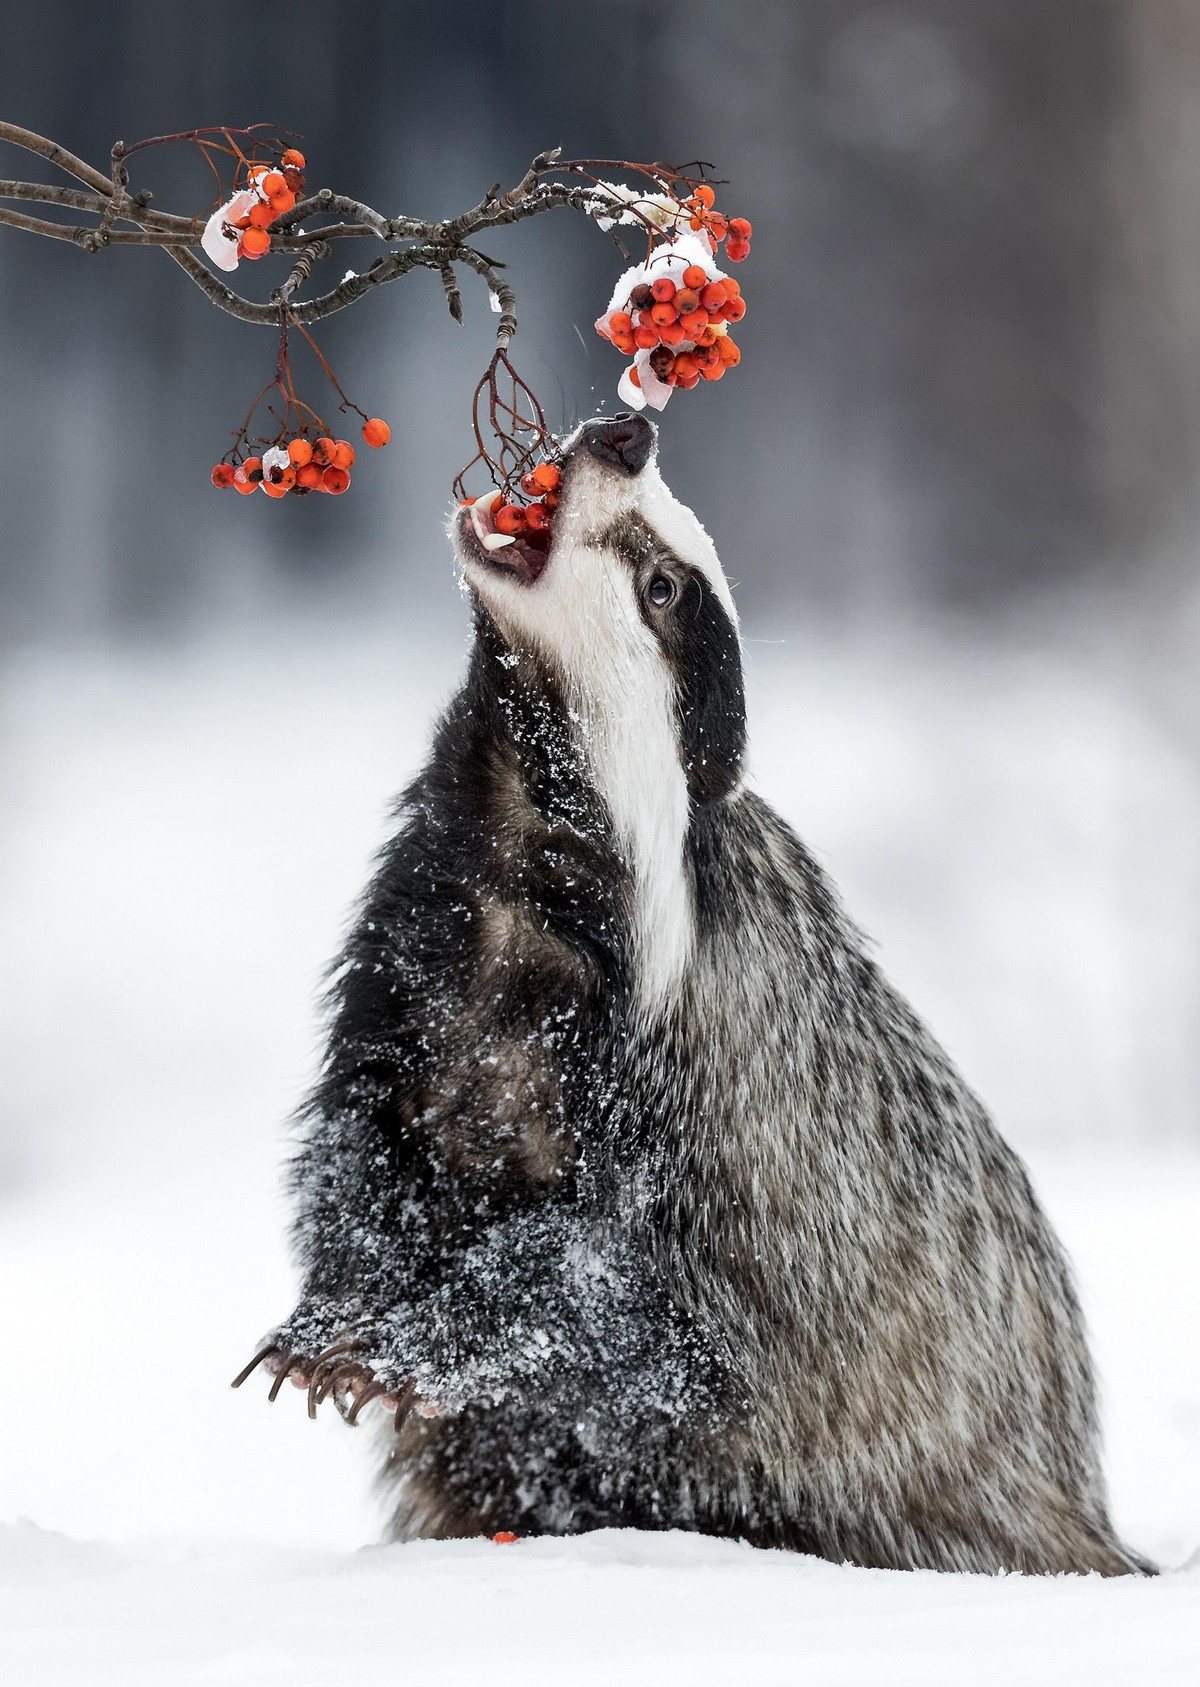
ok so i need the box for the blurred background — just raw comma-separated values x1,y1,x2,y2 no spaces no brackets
1,1,1197,1566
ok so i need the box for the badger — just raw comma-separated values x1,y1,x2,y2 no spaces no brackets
235,413,1150,1576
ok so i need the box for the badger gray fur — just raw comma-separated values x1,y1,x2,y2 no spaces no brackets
238,414,1150,1576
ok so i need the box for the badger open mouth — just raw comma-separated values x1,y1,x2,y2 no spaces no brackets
457,494,550,586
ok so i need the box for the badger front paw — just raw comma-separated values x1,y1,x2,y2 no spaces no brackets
231,1310,426,1429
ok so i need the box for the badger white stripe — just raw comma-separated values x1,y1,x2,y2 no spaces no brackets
456,441,741,1011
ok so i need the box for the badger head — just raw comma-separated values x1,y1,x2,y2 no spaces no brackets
452,414,746,1005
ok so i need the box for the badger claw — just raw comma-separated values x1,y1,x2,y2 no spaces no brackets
345,1379,389,1426
267,1353,298,1402
230,1344,279,1390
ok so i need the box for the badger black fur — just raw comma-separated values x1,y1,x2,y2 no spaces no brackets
241,414,1150,1576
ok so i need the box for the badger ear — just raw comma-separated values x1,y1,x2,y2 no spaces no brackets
671,577,746,807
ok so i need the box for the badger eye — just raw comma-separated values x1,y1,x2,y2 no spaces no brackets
646,572,676,609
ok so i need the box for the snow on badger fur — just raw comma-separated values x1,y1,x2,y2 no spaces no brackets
236,416,1151,1576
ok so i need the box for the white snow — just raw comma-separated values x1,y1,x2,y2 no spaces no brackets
1,622,1197,1683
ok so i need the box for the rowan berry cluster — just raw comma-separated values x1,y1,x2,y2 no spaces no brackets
211,417,391,498
460,459,561,553
593,180,750,413
684,182,753,262
202,147,307,272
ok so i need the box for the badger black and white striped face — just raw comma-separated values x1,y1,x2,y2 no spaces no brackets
453,415,746,1006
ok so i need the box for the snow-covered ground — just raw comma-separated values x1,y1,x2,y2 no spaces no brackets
1,622,1198,1683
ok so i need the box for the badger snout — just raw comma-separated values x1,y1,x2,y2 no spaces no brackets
576,413,656,476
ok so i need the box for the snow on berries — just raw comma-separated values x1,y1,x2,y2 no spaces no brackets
593,180,750,412
201,146,308,272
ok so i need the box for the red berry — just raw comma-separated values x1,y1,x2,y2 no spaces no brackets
650,278,677,303
239,227,271,259
525,502,551,532
492,1531,518,1545
296,462,323,490
650,302,677,328
321,465,351,494
609,310,633,336
660,321,686,346
680,309,708,338
634,325,660,349
728,217,752,239
721,296,747,321
725,239,751,263
681,264,708,289
280,148,306,170
494,503,527,535
362,417,391,448
331,439,356,470
210,463,236,489
691,183,716,209
699,283,728,311
531,462,561,492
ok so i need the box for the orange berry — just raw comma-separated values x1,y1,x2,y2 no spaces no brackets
613,332,636,356
531,461,561,492
234,456,263,488
269,189,296,215
296,462,324,490
673,353,699,380
492,1531,518,1545
260,172,287,199
722,276,741,297
699,359,725,381
660,320,686,346
650,302,677,328
650,277,677,303
728,217,752,239
716,337,741,366
673,287,700,315
494,503,526,535
280,148,306,170
260,479,290,498
706,213,728,243
694,325,717,347
680,308,708,338
692,183,716,209
210,463,236,489
609,310,633,336
362,417,391,448
288,438,314,467
700,282,728,310
725,239,750,263
682,264,707,289
321,465,351,494
627,364,641,389
240,226,271,258
331,439,356,470
634,325,659,349
247,203,274,231
520,471,541,498
721,296,747,321
525,501,551,532
313,437,337,466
